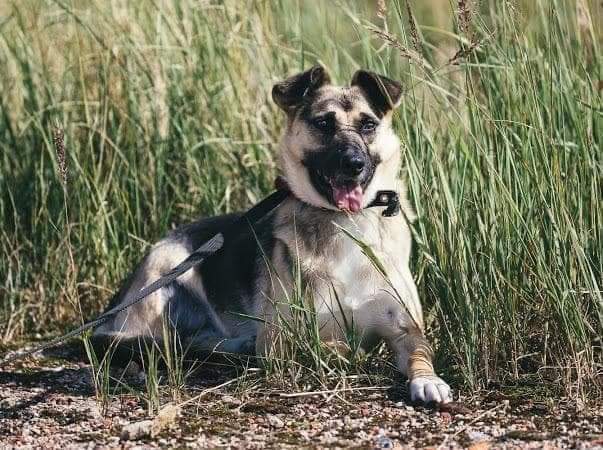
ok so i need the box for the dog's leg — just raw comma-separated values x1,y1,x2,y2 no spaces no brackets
90,333,256,366
89,334,167,365
388,328,451,404
350,294,451,404
187,335,256,355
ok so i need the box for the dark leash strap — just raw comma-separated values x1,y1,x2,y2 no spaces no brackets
0,188,290,367
0,183,400,367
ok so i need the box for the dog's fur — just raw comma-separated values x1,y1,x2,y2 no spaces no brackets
93,66,451,403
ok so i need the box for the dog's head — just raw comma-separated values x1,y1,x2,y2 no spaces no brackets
273,65,403,212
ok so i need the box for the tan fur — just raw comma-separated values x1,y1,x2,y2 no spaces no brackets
261,72,451,403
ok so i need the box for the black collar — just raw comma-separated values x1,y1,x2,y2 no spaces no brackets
275,176,400,217
365,190,401,217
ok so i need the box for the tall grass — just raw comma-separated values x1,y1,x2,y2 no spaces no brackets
0,0,600,397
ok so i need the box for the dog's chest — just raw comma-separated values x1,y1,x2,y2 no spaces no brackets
316,238,381,307
280,210,407,312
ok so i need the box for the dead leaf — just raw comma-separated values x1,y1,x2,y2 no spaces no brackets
120,403,180,441
151,403,181,437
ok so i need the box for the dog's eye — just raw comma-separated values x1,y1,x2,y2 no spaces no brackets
313,117,332,130
360,120,378,133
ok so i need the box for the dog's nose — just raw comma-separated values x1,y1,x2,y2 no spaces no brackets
342,154,366,176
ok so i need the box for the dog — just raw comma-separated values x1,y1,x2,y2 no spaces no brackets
93,65,451,404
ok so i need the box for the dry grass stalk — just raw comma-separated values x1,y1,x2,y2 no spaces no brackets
448,36,485,65
575,0,594,56
52,123,80,324
575,0,592,36
449,0,485,65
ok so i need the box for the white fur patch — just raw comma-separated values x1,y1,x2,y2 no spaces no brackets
409,375,451,403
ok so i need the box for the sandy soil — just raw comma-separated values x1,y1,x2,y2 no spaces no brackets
0,345,601,449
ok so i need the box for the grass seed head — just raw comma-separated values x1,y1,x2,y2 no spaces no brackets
457,0,473,37
376,0,387,20
53,125,67,186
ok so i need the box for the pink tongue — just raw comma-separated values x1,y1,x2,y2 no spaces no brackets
332,185,364,212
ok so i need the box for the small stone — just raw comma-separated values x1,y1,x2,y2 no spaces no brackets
468,442,492,450
0,397,18,409
267,414,284,428
221,395,242,406
121,420,153,441
467,431,490,442
440,411,452,424
120,404,180,441
375,435,395,448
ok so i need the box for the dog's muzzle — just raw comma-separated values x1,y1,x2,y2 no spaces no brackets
339,147,367,178
327,145,371,212
303,143,381,213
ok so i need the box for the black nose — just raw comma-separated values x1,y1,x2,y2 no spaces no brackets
342,154,366,176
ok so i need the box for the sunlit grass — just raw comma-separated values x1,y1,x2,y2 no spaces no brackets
0,0,600,400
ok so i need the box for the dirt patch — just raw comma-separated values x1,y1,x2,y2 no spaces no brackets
0,347,601,449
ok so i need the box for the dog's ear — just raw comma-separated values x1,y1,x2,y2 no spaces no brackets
272,65,331,112
351,70,402,116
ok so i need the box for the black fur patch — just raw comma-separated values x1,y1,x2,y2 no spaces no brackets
302,145,380,208
273,65,331,113
351,70,402,117
197,212,276,314
165,281,215,335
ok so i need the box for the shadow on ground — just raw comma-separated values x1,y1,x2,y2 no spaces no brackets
0,343,601,448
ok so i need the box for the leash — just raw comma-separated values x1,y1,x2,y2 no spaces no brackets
1,183,399,367
1,188,289,367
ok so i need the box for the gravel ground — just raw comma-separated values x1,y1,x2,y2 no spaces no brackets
0,346,601,449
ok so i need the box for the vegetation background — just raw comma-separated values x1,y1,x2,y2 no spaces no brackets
0,0,601,399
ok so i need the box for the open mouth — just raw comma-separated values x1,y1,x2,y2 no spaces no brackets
303,149,378,213
331,182,364,212
313,171,365,213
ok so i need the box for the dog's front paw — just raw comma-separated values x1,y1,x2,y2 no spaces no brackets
409,375,451,404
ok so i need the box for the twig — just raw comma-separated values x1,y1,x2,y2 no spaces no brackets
279,385,391,398
178,376,244,407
